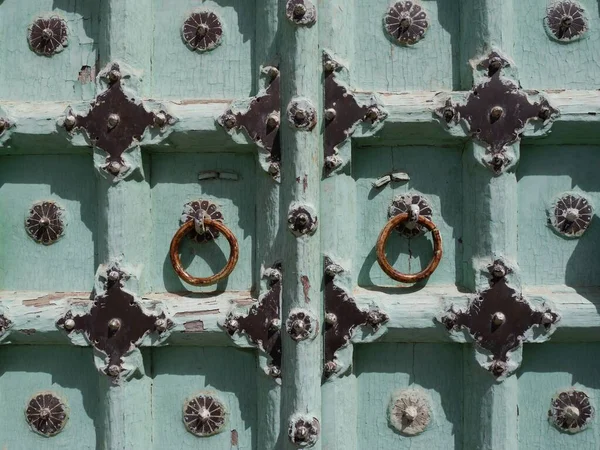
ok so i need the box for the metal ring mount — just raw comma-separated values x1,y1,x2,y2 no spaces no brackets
376,213,442,283
169,218,239,286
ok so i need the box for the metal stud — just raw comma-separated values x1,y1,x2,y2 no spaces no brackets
155,318,168,332
389,388,431,436
25,392,68,437
286,310,313,341
325,313,337,325
324,108,337,121
63,114,76,130
267,112,280,129
107,113,120,129
154,112,168,127
287,98,317,131
108,68,121,83
182,11,224,52
63,318,75,331
25,201,65,245
108,318,121,332
108,270,121,282
490,106,504,123
107,365,121,377
288,416,320,446
492,312,506,326
183,394,227,437
549,389,594,433
286,0,317,26
28,17,68,56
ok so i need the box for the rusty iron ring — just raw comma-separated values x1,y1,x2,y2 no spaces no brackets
170,218,239,286
376,213,442,283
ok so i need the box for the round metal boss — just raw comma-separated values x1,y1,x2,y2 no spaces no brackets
25,201,65,245
25,392,69,437
549,193,593,238
181,200,224,243
389,388,431,436
183,394,227,437
384,1,428,46
545,2,587,42
182,11,223,52
549,389,594,433
28,16,68,56
388,193,432,238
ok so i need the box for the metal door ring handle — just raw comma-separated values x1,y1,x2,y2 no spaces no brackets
376,213,442,283
170,218,239,286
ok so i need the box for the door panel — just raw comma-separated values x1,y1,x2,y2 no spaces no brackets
150,152,256,293
0,155,97,291
152,346,257,449
518,145,600,286
0,1,99,101
0,346,99,449
518,344,600,449
354,145,463,287
352,0,461,91
150,0,255,99
355,343,463,449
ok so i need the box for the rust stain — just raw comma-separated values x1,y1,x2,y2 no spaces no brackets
175,309,220,317
183,320,205,332
231,429,239,446
301,276,311,303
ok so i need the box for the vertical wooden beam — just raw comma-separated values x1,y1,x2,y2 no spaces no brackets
96,1,154,447
319,1,359,449
279,0,322,448
255,1,283,448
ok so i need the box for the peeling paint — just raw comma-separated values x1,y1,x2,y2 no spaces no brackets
175,309,220,317
183,320,205,332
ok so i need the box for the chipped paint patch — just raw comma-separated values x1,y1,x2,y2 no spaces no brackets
183,320,205,332
301,276,311,303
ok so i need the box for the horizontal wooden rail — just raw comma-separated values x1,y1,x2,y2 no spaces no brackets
1,285,599,345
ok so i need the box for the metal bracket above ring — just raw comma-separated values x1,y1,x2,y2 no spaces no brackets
180,200,223,243
388,193,432,238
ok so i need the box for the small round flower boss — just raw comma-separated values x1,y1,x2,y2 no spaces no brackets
25,392,69,437
384,1,428,45
545,2,587,42
183,394,227,437
182,11,223,52
28,16,68,56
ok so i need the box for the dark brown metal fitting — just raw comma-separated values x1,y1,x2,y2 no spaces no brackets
286,310,313,341
545,2,587,41
287,99,317,131
28,16,68,56
25,201,65,245
182,11,224,52
288,206,318,236
25,392,68,437
184,395,226,437
384,1,428,45
549,389,594,433
487,259,512,283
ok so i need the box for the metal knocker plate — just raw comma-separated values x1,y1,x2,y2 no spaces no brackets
376,213,442,283
170,217,239,286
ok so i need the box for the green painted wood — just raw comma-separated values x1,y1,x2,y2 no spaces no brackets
513,0,600,90
0,155,97,291
279,0,322,447
355,343,464,449
0,1,99,101
518,343,600,449
0,346,99,449
152,346,257,449
518,145,600,287
150,0,255,99
150,152,256,293
352,0,461,91
353,145,463,287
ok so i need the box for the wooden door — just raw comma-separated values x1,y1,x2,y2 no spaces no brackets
1,0,599,449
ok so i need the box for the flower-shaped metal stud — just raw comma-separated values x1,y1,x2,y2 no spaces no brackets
25,201,65,245
288,205,318,236
389,388,431,436
388,193,432,238
181,200,224,243
287,98,317,131
288,416,320,447
182,11,223,52
27,16,68,56
549,193,593,238
25,392,68,437
183,394,227,437
384,1,428,45
286,309,314,341
549,389,594,433
545,2,587,41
